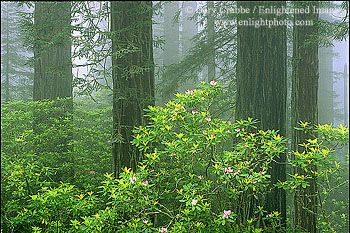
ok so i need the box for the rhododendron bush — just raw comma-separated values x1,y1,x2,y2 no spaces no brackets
127,81,287,231
2,82,348,232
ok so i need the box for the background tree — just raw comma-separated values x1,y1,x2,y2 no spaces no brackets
159,1,180,103
111,1,154,177
157,1,239,119
291,1,319,232
235,1,287,225
1,2,33,103
344,64,348,126
177,1,198,93
318,13,334,125
207,1,215,82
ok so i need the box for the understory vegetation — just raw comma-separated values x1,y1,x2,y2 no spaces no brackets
1,83,348,233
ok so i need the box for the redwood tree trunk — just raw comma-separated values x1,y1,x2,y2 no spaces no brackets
32,2,73,183
292,1,319,233
33,2,72,101
235,1,287,226
111,1,154,178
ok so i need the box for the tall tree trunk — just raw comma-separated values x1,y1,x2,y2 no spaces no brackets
32,2,73,182
33,2,72,102
292,1,319,232
318,13,334,125
178,1,198,92
344,64,348,126
160,1,180,102
111,1,154,178
5,6,10,103
164,1,179,66
236,1,287,226
207,1,215,82
33,1,72,137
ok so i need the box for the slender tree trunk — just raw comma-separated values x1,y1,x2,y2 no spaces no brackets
292,2,319,232
344,64,348,126
318,13,333,125
164,1,179,66
236,1,287,226
111,1,154,178
5,6,10,103
207,1,215,82
160,1,180,102
178,1,198,92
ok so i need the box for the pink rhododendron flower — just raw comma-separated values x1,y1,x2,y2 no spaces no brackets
210,80,217,86
129,176,136,183
192,150,197,154
260,170,266,175
142,180,149,186
185,90,194,95
192,110,198,114
143,219,148,224
159,227,167,232
191,199,198,206
198,175,204,180
205,117,211,122
89,170,95,174
235,128,240,132
222,210,231,219
224,167,233,174
171,153,176,157
245,144,249,148
149,169,154,173
233,169,240,175
23,141,28,145
226,130,230,133
266,214,272,217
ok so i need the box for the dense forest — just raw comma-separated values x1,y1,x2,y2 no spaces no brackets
1,1,349,233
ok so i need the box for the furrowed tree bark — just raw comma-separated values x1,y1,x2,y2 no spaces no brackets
292,1,319,232
32,2,73,182
236,1,287,227
111,1,155,178
33,1,72,139
33,2,72,102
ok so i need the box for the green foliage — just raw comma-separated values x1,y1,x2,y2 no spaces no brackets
130,81,287,232
1,83,348,232
277,122,349,233
1,98,112,231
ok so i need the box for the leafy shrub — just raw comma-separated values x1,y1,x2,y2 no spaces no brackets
1,82,348,232
1,98,112,232
277,122,349,233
